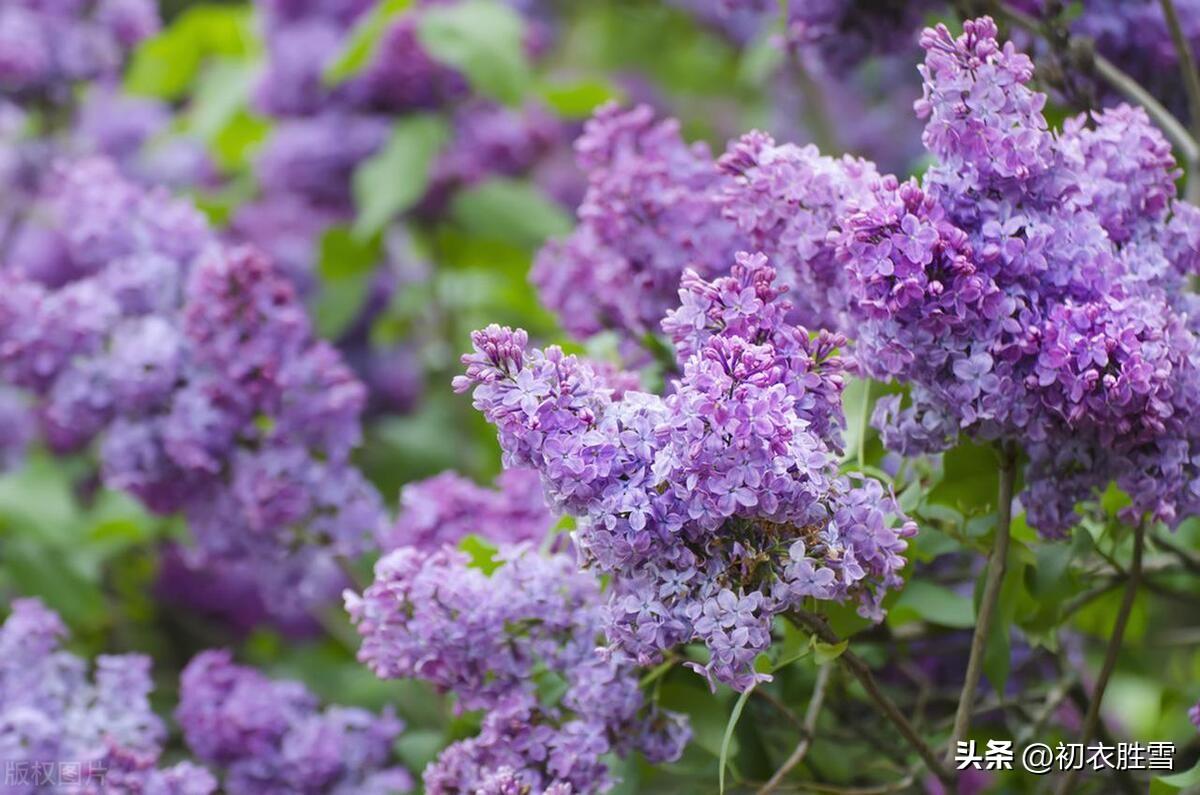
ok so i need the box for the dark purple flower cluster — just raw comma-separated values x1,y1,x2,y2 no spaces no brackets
779,0,941,69
0,599,218,795
0,0,158,101
347,545,689,794
177,653,410,795
458,254,915,691
380,466,554,552
839,17,1200,533
0,158,384,618
177,649,412,795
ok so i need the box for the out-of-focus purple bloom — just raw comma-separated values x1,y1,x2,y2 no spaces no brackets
381,467,554,552
177,649,411,794
0,598,217,795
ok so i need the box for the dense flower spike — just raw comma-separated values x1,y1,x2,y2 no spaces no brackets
347,546,689,793
0,159,385,619
381,467,554,552
459,255,915,690
839,17,1200,533
0,599,217,794
177,649,411,795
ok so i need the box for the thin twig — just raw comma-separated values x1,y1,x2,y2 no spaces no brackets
754,687,805,731
758,664,833,794
1055,522,1146,795
790,610,953,784
1152,529,1200,575
946,441,1016,761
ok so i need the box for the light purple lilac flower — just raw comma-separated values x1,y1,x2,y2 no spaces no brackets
347,545,689,793
458,254,915,691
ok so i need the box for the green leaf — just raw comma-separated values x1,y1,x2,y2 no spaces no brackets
719,684,755,794
537,77,623,118
185,59,257,141
812,639,848,665
417,0,531,105
450,178,572,248
312,272,372,340
319,226,381,279
324,0,414,85
981,552,1024,696
927,441,1001,511
458,534,502,575
1158,759,1200,788
892,581,975,629
125,5,258,99
352,114,449,240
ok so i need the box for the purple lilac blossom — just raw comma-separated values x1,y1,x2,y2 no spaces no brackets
177,649,411,795
347,545,690,794
531,103,741,343
838,17,1200,534
380,467,554,552
534,102,896,348
457,254,916,691
0,0,158,101
0,158,385,619
0,598,217,795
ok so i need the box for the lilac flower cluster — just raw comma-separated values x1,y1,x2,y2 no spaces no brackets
380,466,553,552
0,0,158,101
718,130,879,330
0,598,217,795
347,545,689,793
838,17,1200,533
779,0,941,69
0,158,384,618
177,649,412,795
531,103,740,344
458,254,915,691
534,103,883,346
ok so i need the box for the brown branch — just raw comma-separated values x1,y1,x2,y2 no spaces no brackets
947,441,1016,759
758,664,834,794
1054,522,1146,795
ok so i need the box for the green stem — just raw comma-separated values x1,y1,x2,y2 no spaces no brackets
945,441,1016,763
